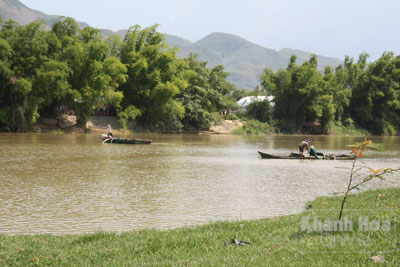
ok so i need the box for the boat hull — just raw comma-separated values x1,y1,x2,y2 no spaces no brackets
103,137,152,144
257,151,352,160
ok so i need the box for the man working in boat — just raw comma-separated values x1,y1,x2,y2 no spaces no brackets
298,138,310,158
309,145,319,159
309,144,327,159
106,124,114,138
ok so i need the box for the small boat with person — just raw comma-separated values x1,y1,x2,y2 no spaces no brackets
257,151,352,160
102,134,152,144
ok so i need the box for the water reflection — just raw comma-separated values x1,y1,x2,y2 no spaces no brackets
0,133,399,234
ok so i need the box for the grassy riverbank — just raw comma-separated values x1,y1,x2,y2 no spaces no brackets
1,187,399,266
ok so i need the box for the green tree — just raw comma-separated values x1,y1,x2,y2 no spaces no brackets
55,22,127,128
231,88,248,100
106,34,123,58
119,24,185,130
177,54,237,130
33,59,70,109
323,65,351,122
262,54,333,132
52,17,79,41
351,52,400,134
246,100,272,123
0,20,56,131
0,36,14,130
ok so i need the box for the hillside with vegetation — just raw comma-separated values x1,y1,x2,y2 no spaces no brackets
0,0,101,33
0,0,59,26
174,32,342,89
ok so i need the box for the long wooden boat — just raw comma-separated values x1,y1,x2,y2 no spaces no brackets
257,151,353,160
102,137,152,144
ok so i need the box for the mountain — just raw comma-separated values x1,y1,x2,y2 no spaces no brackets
0,0,59,26
164,34,192,49
1,0,343,89
170,32,343,89
0,0,90,30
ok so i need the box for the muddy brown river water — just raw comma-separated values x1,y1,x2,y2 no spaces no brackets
1,133,399,234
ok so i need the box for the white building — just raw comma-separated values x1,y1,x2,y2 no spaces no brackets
237,96,275,112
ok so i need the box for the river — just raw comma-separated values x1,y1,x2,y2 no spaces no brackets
0,133,399,234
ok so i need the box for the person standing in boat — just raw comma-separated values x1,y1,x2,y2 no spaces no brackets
298,138,310,158
106,124,114,138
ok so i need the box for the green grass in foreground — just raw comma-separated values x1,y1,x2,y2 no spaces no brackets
1,187,399,266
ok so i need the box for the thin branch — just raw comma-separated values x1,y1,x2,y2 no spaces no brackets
348,168,400,192
339,156,358,220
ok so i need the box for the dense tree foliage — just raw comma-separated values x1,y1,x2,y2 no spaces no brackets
0,20,58,131
0,18,237,131
52,18,127,127
118,24,185,130
1,18,399,135
246,100,272,123
231,86,264,101
177,54,237,130
261,53,400,135
350,52,400,135
261,55,334,132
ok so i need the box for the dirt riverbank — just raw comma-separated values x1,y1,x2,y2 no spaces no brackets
32,116,244,134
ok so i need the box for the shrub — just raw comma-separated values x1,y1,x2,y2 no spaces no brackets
232,120,275,135
223,114,239,120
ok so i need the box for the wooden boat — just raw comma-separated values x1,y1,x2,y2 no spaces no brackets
257,151,353,160
102,136,152,144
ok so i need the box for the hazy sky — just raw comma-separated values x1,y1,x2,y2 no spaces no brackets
21,0,400,60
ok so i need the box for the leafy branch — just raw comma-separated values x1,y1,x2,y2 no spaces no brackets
338,139,400,220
